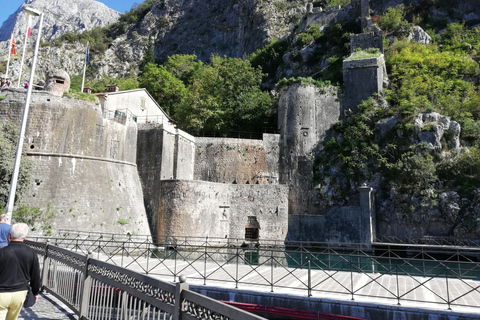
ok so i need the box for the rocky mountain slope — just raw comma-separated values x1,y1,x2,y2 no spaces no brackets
1,0,310,82
0,0,120,50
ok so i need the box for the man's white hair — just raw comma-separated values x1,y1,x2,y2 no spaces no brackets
10,223,29,240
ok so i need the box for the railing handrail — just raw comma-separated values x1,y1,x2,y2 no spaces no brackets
46,229,480,252
27,234,480,313
28,239,266,320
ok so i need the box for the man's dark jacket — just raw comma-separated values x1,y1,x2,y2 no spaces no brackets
0,242,40,295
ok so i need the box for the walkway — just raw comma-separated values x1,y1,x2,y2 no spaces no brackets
18,292,75,320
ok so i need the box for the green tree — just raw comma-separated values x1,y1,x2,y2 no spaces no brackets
378,4,411,37
12,203,56,235
0,121,32,205
164,54,204,85
139,38,156,75
250,38,289,83
139,63,187,116
437,147,480,194
175,55,272,136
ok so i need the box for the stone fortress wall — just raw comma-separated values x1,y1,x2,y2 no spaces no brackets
136,123,290,241
0,89,150,235
0,0,382,244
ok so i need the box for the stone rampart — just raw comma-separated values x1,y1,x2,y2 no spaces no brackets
342,54,385,113
194,135,280,184
350,29,383,53
0,89,150,235
278,84,341,216
155,180,289,241
137,126,283,238
287,185,374,245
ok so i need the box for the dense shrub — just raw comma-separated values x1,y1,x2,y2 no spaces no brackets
0,121,32,205
140,55,273,136
250,38,289,83
317,18,480,197
378,4,412,37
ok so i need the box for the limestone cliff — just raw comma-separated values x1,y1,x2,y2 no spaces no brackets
1,0,309,82
0,0,120,43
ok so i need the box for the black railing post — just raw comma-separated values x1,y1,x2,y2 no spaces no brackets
146,242,150,275
79,251,92,320
173,247,178,282
40,240,50,290
121,242,125,267
396,265,401,305
350,256,354,301
308,258,312,297
174,275,189,320
204,242,208,285
445,266,451,310
235,247,239,289
271,250,274,293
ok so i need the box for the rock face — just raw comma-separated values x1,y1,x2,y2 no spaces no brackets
142,0,308,62
414,112,461,152
1,0,310,81
0,0,120,43
408,26,431,45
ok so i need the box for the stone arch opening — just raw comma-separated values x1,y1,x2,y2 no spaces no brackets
245,216,260,240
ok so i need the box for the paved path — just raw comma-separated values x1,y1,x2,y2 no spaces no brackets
18,292,76,320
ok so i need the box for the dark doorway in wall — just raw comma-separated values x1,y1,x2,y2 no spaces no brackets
245,250,259,265
245,216,260,240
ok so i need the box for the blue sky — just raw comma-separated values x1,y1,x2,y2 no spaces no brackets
0,0,137,27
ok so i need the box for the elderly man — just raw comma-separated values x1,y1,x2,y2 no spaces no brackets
0,223,40,320
0,215,10,248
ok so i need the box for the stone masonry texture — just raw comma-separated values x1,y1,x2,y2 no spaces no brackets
0,88,150,235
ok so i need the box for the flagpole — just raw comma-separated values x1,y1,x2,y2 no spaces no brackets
5,33,13,79
5,9,43,222
17,15,32,88
81,41,88,93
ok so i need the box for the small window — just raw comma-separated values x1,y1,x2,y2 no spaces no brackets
245,216,260,240
245,228,259,240
140,98,146,110
55,79,65,85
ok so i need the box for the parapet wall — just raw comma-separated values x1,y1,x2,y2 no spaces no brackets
350,29,383,53
155,180,289,241
194,135,280,184
0,89,150,235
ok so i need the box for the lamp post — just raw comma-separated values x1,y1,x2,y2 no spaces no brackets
5,8,44,223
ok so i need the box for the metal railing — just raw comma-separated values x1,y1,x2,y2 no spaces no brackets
28,240,266,320
103,109,137,125
376,234,480,247
29,232,480,313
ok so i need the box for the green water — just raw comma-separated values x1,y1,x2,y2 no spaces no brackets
284,251,480,280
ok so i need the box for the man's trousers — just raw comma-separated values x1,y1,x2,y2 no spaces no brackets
0,290,28,320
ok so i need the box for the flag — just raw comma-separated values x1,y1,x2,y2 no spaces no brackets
27,27,31,37
11,36,16,55
86,43,89,62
